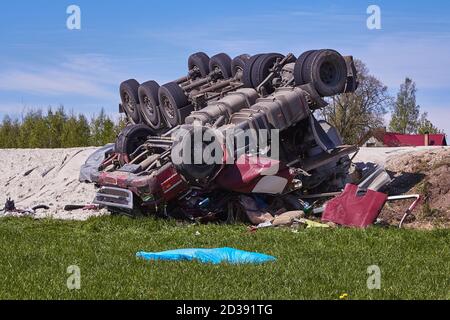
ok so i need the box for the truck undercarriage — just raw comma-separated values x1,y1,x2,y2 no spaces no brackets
92,50,360,222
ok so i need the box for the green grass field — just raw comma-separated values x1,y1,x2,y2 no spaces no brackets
0,216,448,300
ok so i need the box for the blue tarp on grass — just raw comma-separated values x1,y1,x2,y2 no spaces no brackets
136,247,276,265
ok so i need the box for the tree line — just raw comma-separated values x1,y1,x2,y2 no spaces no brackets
0,107,125,148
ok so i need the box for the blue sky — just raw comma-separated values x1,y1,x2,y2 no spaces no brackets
1,0,449,133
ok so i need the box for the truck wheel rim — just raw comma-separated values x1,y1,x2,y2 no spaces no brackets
124,92,135,112
162,96,175,119
144,96,154,116
320,62,337,85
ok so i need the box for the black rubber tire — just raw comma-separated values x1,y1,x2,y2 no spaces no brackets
188,52,210,78
209,53,233,79
115,124,155,165
294,50,317,86
242,54,263,88
302,49,347,96
231,54,250,77
301,50,321,86
251,53,285,93
158,82,189,127
138,81,162,130
120,79,141,124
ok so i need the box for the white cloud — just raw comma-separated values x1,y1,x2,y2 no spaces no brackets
0,54,121,100
0,102,26,115
0,70,115,99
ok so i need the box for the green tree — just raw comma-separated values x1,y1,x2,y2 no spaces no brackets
46,106,68,148
18,111,48,148
0,106,125,148
61,113,91,147
76,114,93,146
417,112,441,134
115,116,127,137
0,116,20,148
321,59,391,144
389,78,420,134
90,108,117,146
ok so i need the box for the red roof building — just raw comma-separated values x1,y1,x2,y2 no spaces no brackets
364,131,447,147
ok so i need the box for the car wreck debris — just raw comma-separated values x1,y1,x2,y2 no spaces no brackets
78,49,409,228
1,198,49,217
91,50,359,223
63,204,103,211
387,194,421,228
322,183,388,228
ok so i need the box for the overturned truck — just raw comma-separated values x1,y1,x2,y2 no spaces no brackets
92,50,359,221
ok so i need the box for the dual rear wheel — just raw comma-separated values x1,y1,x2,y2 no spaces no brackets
243,53,286,94
120,52,241,129
294,49,347,96
122,50,348,129
120,79,191,130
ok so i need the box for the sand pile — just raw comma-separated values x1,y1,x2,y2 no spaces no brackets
0,148,108,220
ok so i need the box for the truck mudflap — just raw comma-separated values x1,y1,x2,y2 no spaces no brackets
94,186,134,210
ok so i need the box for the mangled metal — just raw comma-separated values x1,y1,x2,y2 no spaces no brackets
92,50,362,222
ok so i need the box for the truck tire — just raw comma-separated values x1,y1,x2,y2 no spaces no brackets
251,53,284,93
159,82,189,127
231,54,250,77
115,124,155,165
120,79,141,124
243,54,263,88
209,53,233,79
188,52,210,78
301,49,347,96
138,81,162,130
293,50,317,86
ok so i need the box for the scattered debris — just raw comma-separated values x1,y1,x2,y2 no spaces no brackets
1,197,49,217
4,198,16,211
23,167,38,177
272,211,304,227
79,144,115,183
357,165,392,192
82,50,445,230
58,150,84,172
322,184,388,228
41,166,55,178
239,195,275,225
296,218,330,229
1,51,448,230
0,146,446,229
386,195,421,228
381,147,450,229
92,50,359,224
0,148,105,220
339,293,349,300
63,204,103,211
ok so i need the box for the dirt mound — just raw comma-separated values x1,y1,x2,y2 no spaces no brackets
381,147,450,229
